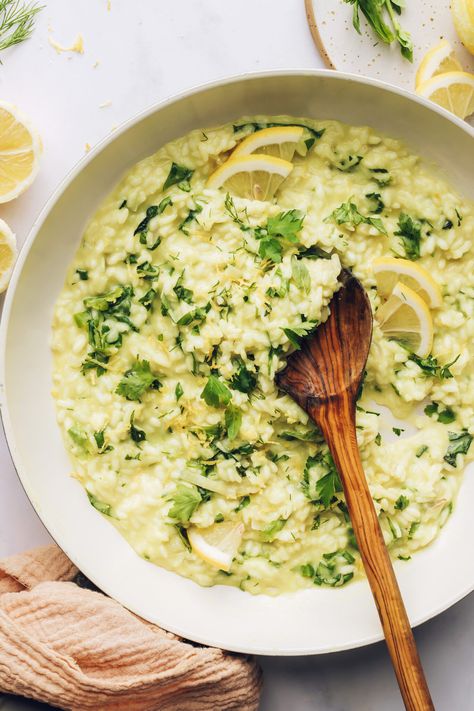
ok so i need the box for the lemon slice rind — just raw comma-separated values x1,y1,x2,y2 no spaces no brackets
0,101,41,204
451,0,474,55
372,256,442,309
376,281,434,358
206,153,294,201
416,71,474,119
415,40,463,89
0,218,18,293
188,522,244,571
232,125,305,160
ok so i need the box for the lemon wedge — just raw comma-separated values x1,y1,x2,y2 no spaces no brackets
375,282,434,357
415,40,463,89
206,154,293,201
188,521,244,571
0,218,18,293
373,257,442,309
232,126,305,161
452,0,474,55
0,101,41,204
416,71,474,119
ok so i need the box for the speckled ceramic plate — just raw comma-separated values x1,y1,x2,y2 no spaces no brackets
1,71,473,655
306,0,474,89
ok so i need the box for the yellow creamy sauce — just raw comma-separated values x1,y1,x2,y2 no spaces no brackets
51,116,474,595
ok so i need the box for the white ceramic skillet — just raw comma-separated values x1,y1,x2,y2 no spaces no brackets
1,70,473,655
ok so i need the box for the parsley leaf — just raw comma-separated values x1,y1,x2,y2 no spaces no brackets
129,412,146,443
229,358,257,394
173,273,194,303
225,403,242,440
116,358,162,401
163,163,194,192
333,154,362,172
76,268,89,281
366,192,384,214
254,209,305,263
261,518,287,541
178,203,203,235
283,321,318,349
394,213,422,260
133,197,172,236
201,375,232,408
409,353,459,379
303,451,342,508
68,426,91,453
175,382,184,401
138,288,156,310
325,199,387,235
168,484,202,523
444,431,473,468
394,495,409,511
87,491,112,516
291,255,311,293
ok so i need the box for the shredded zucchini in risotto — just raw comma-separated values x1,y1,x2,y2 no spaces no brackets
51,116,474,594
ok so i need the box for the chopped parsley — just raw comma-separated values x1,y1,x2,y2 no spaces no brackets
93,429,113,454
225,403,242,440
68,426,91,453
392,427,404,436
119,199,127,209
176,303,210,327
291,255,311,293
178,203,203,235
136,261,159,280
394,495,409,511
444,431,473,468
409,353,459,379
416,445,428,458
365,192,384,214
175,382,184,401
261,518,287,541
133,197,172,237
76,268,89,281
116,358,162,401
254,209,305,263
283,321,318,349
173,273,194,303
325,199,387,235
333,154,362,172
394,213,422,260
303,451,342,508
129,412,146,443
168,484,202,523
424,402,456,424
163,163,194,192
235,495,251,512
201,375,232,408
87,491,112,516
375,432,382,446
370,168,391,187
229,358,257,394
138,288,157,310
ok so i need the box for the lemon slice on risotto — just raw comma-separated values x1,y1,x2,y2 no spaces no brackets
373,256,442,309
206,153,293,201
231,125,305,161
375,281,434,358
188,521,244,571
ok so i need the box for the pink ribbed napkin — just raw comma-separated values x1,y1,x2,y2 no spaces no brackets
0,544,262,710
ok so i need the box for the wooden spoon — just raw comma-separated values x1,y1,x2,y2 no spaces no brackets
275,269,434,711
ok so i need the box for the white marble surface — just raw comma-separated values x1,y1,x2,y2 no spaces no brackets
0,1,473,709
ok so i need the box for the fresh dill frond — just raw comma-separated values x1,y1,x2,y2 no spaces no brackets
0,0,43,56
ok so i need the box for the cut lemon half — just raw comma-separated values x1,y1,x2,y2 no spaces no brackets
452,0,474,55
188,521,244,571
232,126,305,161
206,154,293,201
416,71,474,119
373,257,442,309
0,101,41,204
415,40,463,89
0,218,17,293
376,281,433,357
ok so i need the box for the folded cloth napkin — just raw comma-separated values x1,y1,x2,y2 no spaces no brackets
0,545,262,710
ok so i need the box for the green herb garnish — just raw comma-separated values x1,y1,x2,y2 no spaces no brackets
168,484,202,523
163,163,194,192
201,375,232,408
394,494,409,511
325,199,387,235
225,403,242,440
344,0,413,62
261,518,287,541
254,209,305,263
129,412,146,443
283,321,318,349
394,213,422,260
0,0,43,56
87,491,112,516
444,431,473,468
116,358,162,401
229,358,257,394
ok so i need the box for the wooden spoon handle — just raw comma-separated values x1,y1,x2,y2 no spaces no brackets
309,393,434,711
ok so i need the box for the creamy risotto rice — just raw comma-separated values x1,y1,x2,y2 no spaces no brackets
51,116,474,595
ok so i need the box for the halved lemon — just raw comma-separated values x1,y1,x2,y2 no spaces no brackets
415,40,463,89
0,218,17,293
232,126,305,161
416,71,474,119
373,257,442,309
206,154,293,201
0,101,41,204
188,521,244,571
451,0,474,55
375,282,434,357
